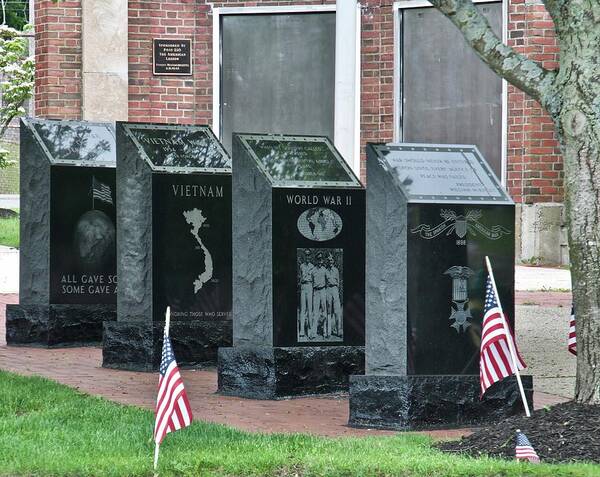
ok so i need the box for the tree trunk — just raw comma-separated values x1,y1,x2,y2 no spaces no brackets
552,4,600,404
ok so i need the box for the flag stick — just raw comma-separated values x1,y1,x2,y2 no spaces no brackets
485,256,531,417
165,306,171,337
153,442,160,472
153,306,171,472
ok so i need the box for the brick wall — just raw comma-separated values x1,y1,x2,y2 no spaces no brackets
34,0,82,119
506,0,562,204
360,1,395,182
33,0,564,201
128,0,336,127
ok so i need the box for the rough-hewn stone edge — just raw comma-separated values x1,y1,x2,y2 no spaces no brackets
6,303,116,347
217,346,277,399
348,374,534,431
19,121,51,304
273,346,365,396
365,147,408,375
103,319,233,371
217,345,365,399
232,135,273,346
116,122,153,322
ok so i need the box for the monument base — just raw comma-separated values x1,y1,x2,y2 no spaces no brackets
102,320,232,371
5,303,116,347
217,345,365,399
349,374,533,430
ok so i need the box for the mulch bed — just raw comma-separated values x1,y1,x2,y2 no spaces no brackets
438,401,600,464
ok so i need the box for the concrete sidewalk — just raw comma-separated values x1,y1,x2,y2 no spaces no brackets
515,265,571,291
0,246,18,294
0,194,19,210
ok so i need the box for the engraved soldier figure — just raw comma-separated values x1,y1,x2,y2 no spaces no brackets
325,254,342,339
298,249,314,338
312,252,328,339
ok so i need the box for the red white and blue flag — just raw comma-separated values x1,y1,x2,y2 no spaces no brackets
480,277,527,396
515,430,540,463
154,333,193,445
568,306,577,356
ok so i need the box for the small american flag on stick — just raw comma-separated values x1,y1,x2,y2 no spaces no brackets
568,306,577,356
481,257,531,418
515,430,540,463
480,276,527,396
153,307,193,470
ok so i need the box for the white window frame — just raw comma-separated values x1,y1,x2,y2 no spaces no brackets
392,0,508,186
212,4,362,175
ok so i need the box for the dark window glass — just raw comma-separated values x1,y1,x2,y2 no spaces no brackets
401,3,503,177
221,13,336,152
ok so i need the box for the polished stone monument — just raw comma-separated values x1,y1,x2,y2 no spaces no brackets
6,118,117,346
349,143,532,430
103,122,232,370
218,133,365,399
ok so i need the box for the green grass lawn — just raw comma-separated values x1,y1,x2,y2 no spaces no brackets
0,372,598,476
0,211,19,248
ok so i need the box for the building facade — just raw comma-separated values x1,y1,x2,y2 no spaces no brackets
33,0,567,264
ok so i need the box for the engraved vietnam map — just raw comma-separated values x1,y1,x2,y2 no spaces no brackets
183,208,213,293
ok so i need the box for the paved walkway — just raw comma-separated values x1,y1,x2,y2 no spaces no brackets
0,194,19,210
0,293,569,439
0,246,18,294
515,265,571,291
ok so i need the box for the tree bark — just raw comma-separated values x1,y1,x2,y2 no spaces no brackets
430,0,600,403
552,1,600,404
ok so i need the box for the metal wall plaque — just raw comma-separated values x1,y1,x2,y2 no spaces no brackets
236,134,361,188
153,38,192,76
370,143,511,204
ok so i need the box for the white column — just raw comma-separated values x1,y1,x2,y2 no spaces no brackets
334,0,361,175
82,0,128,122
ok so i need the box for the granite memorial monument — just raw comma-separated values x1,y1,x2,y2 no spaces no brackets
6,118,117,346
103,122,232,370
218,133,365,399
349,143,533,430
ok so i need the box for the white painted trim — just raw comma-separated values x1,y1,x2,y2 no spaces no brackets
393,4,401,142
213,4,361,171
334,0,361,176
501,0,508,187
212,8,221,137
394,0,498,8
354,2,361,177
393,0,508,183
214,5,336,15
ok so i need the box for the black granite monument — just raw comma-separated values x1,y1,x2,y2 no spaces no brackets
349,143,533,430
218,133,365,399
6,118,117,346
103,122,232,370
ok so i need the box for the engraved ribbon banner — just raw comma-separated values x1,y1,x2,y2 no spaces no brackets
410,219,456,239
411,210,511,240
467,220,511,240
